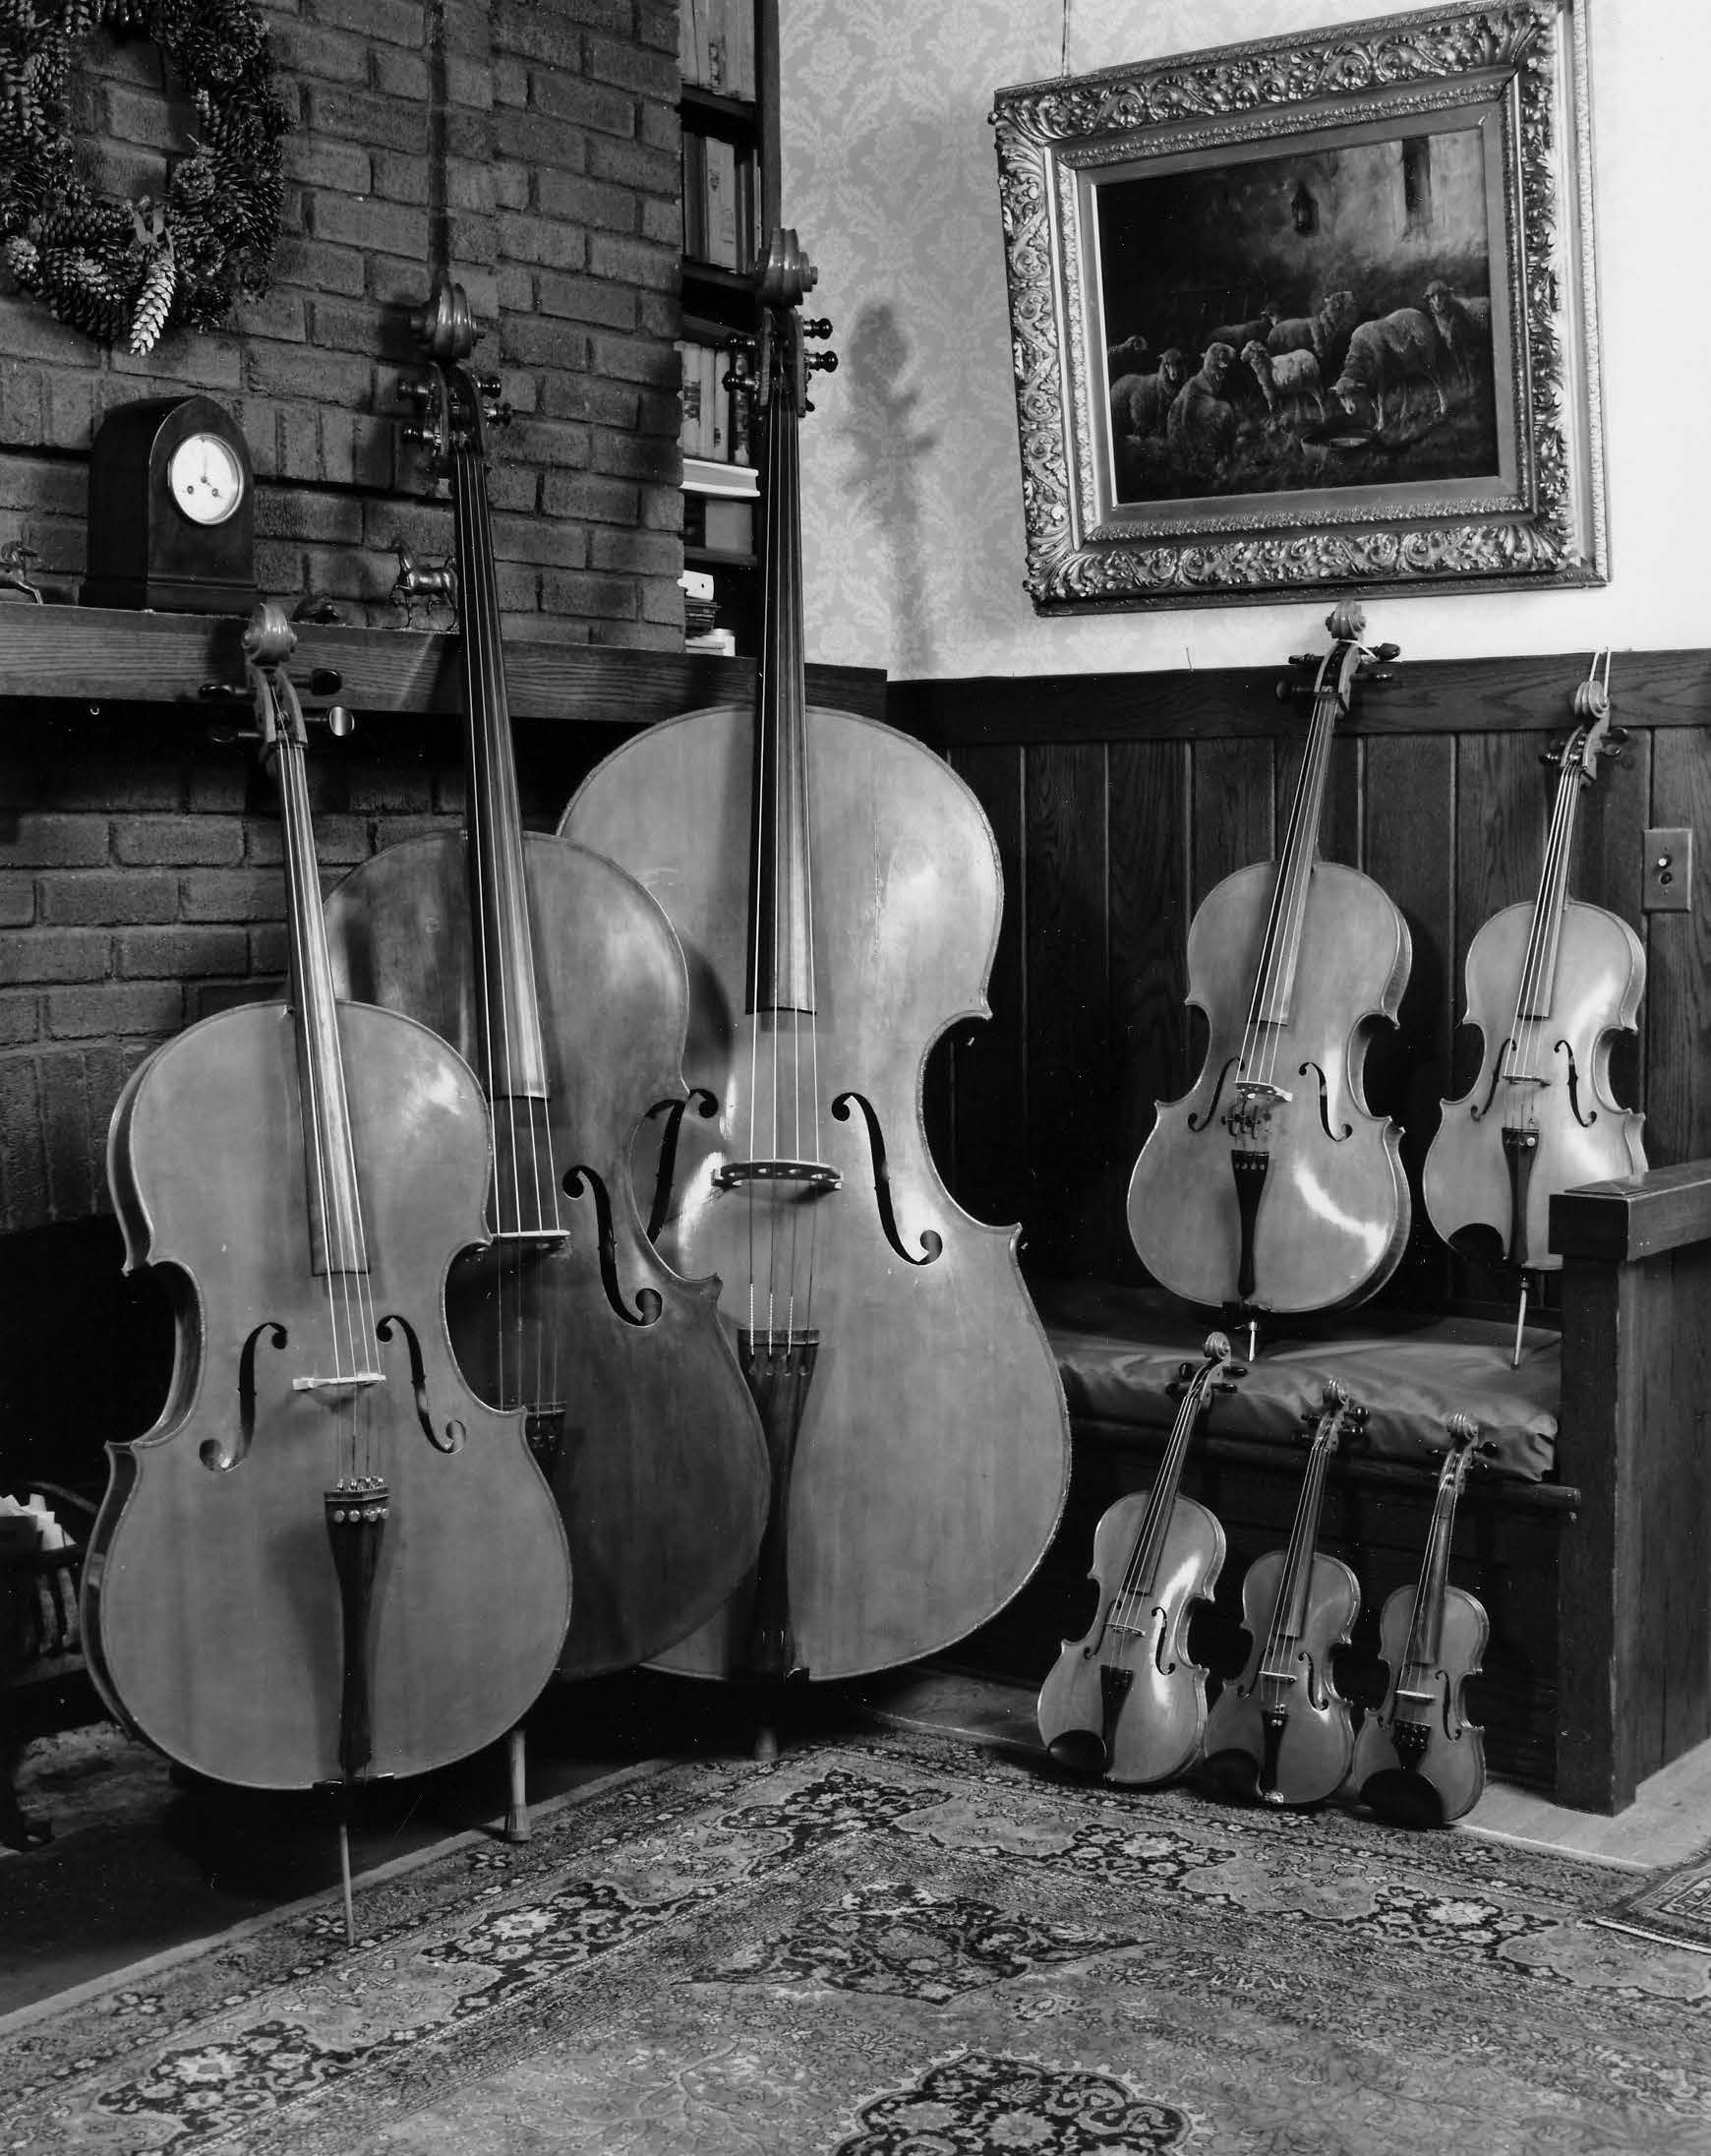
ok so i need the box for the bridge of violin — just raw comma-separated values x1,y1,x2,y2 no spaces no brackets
714,1157,842,1191
292,1369,384,1395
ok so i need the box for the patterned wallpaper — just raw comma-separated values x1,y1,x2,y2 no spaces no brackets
776,0,1710,681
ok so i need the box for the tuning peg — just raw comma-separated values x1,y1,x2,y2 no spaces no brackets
400,423,438,448
1372,641,1400,662
314,704,355,738
396,377,434,407
802,317,832,337
307,667,342,697
805,351,839,375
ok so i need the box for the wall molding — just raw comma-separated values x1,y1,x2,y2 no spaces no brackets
889,647,1711,748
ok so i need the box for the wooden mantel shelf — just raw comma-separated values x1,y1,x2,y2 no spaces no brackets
0,602,886,726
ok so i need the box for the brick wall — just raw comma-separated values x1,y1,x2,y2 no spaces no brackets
0,0,684,640
0,0,688,1275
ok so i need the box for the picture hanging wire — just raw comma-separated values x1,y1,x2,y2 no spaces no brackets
1061,0,1072,76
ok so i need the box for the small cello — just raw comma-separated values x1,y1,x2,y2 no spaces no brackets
1037,1332,1241,1784
1203,1382,1363,1806
1353,1412,1490,1828
84,606,570,1800
1423,656,1644,1326
324,275,770,1679
1127,603,1409,1317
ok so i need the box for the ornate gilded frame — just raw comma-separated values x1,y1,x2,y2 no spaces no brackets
989,0,1606,611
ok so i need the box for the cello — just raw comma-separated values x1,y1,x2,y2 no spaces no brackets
1353,1412,1490,1828
1127,603,1410,1318
1203,1382,1363,1806
560,231,1071,1684
1423,656,1644,1332
83,605,570,1802
324,276,770,1679
1037,1333,1241,1784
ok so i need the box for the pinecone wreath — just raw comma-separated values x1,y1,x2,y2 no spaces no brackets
0,0,288,354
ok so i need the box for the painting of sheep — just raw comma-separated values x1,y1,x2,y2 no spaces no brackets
1093,127,1502,506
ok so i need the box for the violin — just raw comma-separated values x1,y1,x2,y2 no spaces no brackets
1423,658,1645,1287
560,232,1072,1683
1037,1333,1241,1784
1353,1412,1490,1828
1203,1382,1363,1806
324,276,770,1679
84,605,570,1792
1127,603,1410,1316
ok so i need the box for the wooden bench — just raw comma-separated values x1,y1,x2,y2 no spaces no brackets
959,1162,1711,1815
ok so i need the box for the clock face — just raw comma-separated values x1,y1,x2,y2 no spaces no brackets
166,432,246,526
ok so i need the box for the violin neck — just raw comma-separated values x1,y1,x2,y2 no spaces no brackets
1268,1427,1335,1654
449,431,552,1102
1516,754,1588,1021
273,727,369,1278
748,371,814,1017
1128,1368,1213,1592
1402,1459,1467,1670
1252,679,1340,1029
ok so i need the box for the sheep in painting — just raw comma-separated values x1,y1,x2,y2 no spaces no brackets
1267,311,1318,360
1423,280,1493,394
1331,308,1448,430
1167,341,1239,468
1111,349,1189,440
1312,289,1360,375
1240,340,1325,427
1105,333,1152,382
1207,309,1276,355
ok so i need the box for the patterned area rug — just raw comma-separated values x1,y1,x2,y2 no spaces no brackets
1597,1841,1711,1953
3,1726,1710,2155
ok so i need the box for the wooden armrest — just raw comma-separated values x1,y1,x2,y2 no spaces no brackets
1550,1159,1711,1264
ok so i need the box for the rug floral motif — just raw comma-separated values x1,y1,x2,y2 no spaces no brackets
2,1728,1710,2154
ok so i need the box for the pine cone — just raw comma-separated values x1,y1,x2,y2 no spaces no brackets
126,239,173,352
38,247,128,339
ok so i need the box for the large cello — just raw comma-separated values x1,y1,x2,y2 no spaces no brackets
1127,604,1410,1317
84,606,570,1794
560,232,1070,1683
1423,657,1644,1316
324,277,770,1678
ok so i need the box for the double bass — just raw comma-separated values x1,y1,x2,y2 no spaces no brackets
1127,604,1410,1317
1037,1333,1241,1784
324,276,770,1678
1203,1383,1363,1806
1423,658,1644,1303
84,605,570,1794
1353,1412,1490,1828
560,232,1071,1683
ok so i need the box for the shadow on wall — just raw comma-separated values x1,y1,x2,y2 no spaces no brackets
833,303,938,681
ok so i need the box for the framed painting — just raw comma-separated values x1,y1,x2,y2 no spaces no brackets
989,0,1606,611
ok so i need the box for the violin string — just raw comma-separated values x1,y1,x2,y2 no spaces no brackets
786,390,820,1350
747,354,775,1352
1250,662,1333,1100
1504,749,1576,1115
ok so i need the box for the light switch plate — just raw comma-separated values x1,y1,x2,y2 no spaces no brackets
1643,826,1693,912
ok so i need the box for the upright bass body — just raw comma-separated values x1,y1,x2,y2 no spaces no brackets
325,278,769,1678
563,697,1070,1680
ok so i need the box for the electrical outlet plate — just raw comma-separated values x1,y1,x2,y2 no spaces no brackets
1643,826,1693,912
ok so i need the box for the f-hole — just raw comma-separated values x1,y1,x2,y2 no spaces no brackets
831,1091,943,1267
563,1164,666,1326
1298,1061,1352,1141
376,1313,466,1451
206,1319,289,1469
643,1087,719,1241
1556,1038,1597,1128
1188,1055,1239,1133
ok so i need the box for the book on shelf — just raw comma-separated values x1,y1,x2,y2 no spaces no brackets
681,130,760,270
679,0,754,97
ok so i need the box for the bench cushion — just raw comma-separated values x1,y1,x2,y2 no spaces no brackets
1032,1280,1559,1481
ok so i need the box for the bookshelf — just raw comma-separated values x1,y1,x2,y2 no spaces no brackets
678,0,778,656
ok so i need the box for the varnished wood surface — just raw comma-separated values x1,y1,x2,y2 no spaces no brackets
1551,1158,1711,1261
891,647,1711,747
0,604,885,724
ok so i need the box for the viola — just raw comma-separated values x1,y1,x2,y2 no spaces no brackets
1203,1383,1363,1806
324,276,770,1679
84,605,570,1793
1037,1333,1241,1784
1127,602,1410,1317
1423,657,1645,1287
1353,1412,1490,1827
560,232,1072,1683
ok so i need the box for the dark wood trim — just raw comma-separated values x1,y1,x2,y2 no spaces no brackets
889,647,1711,749
0,604,886,725
1551,1159,1711,1263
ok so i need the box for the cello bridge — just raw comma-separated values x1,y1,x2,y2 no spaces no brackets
715,1158,842,1191
293,1370,384,1395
